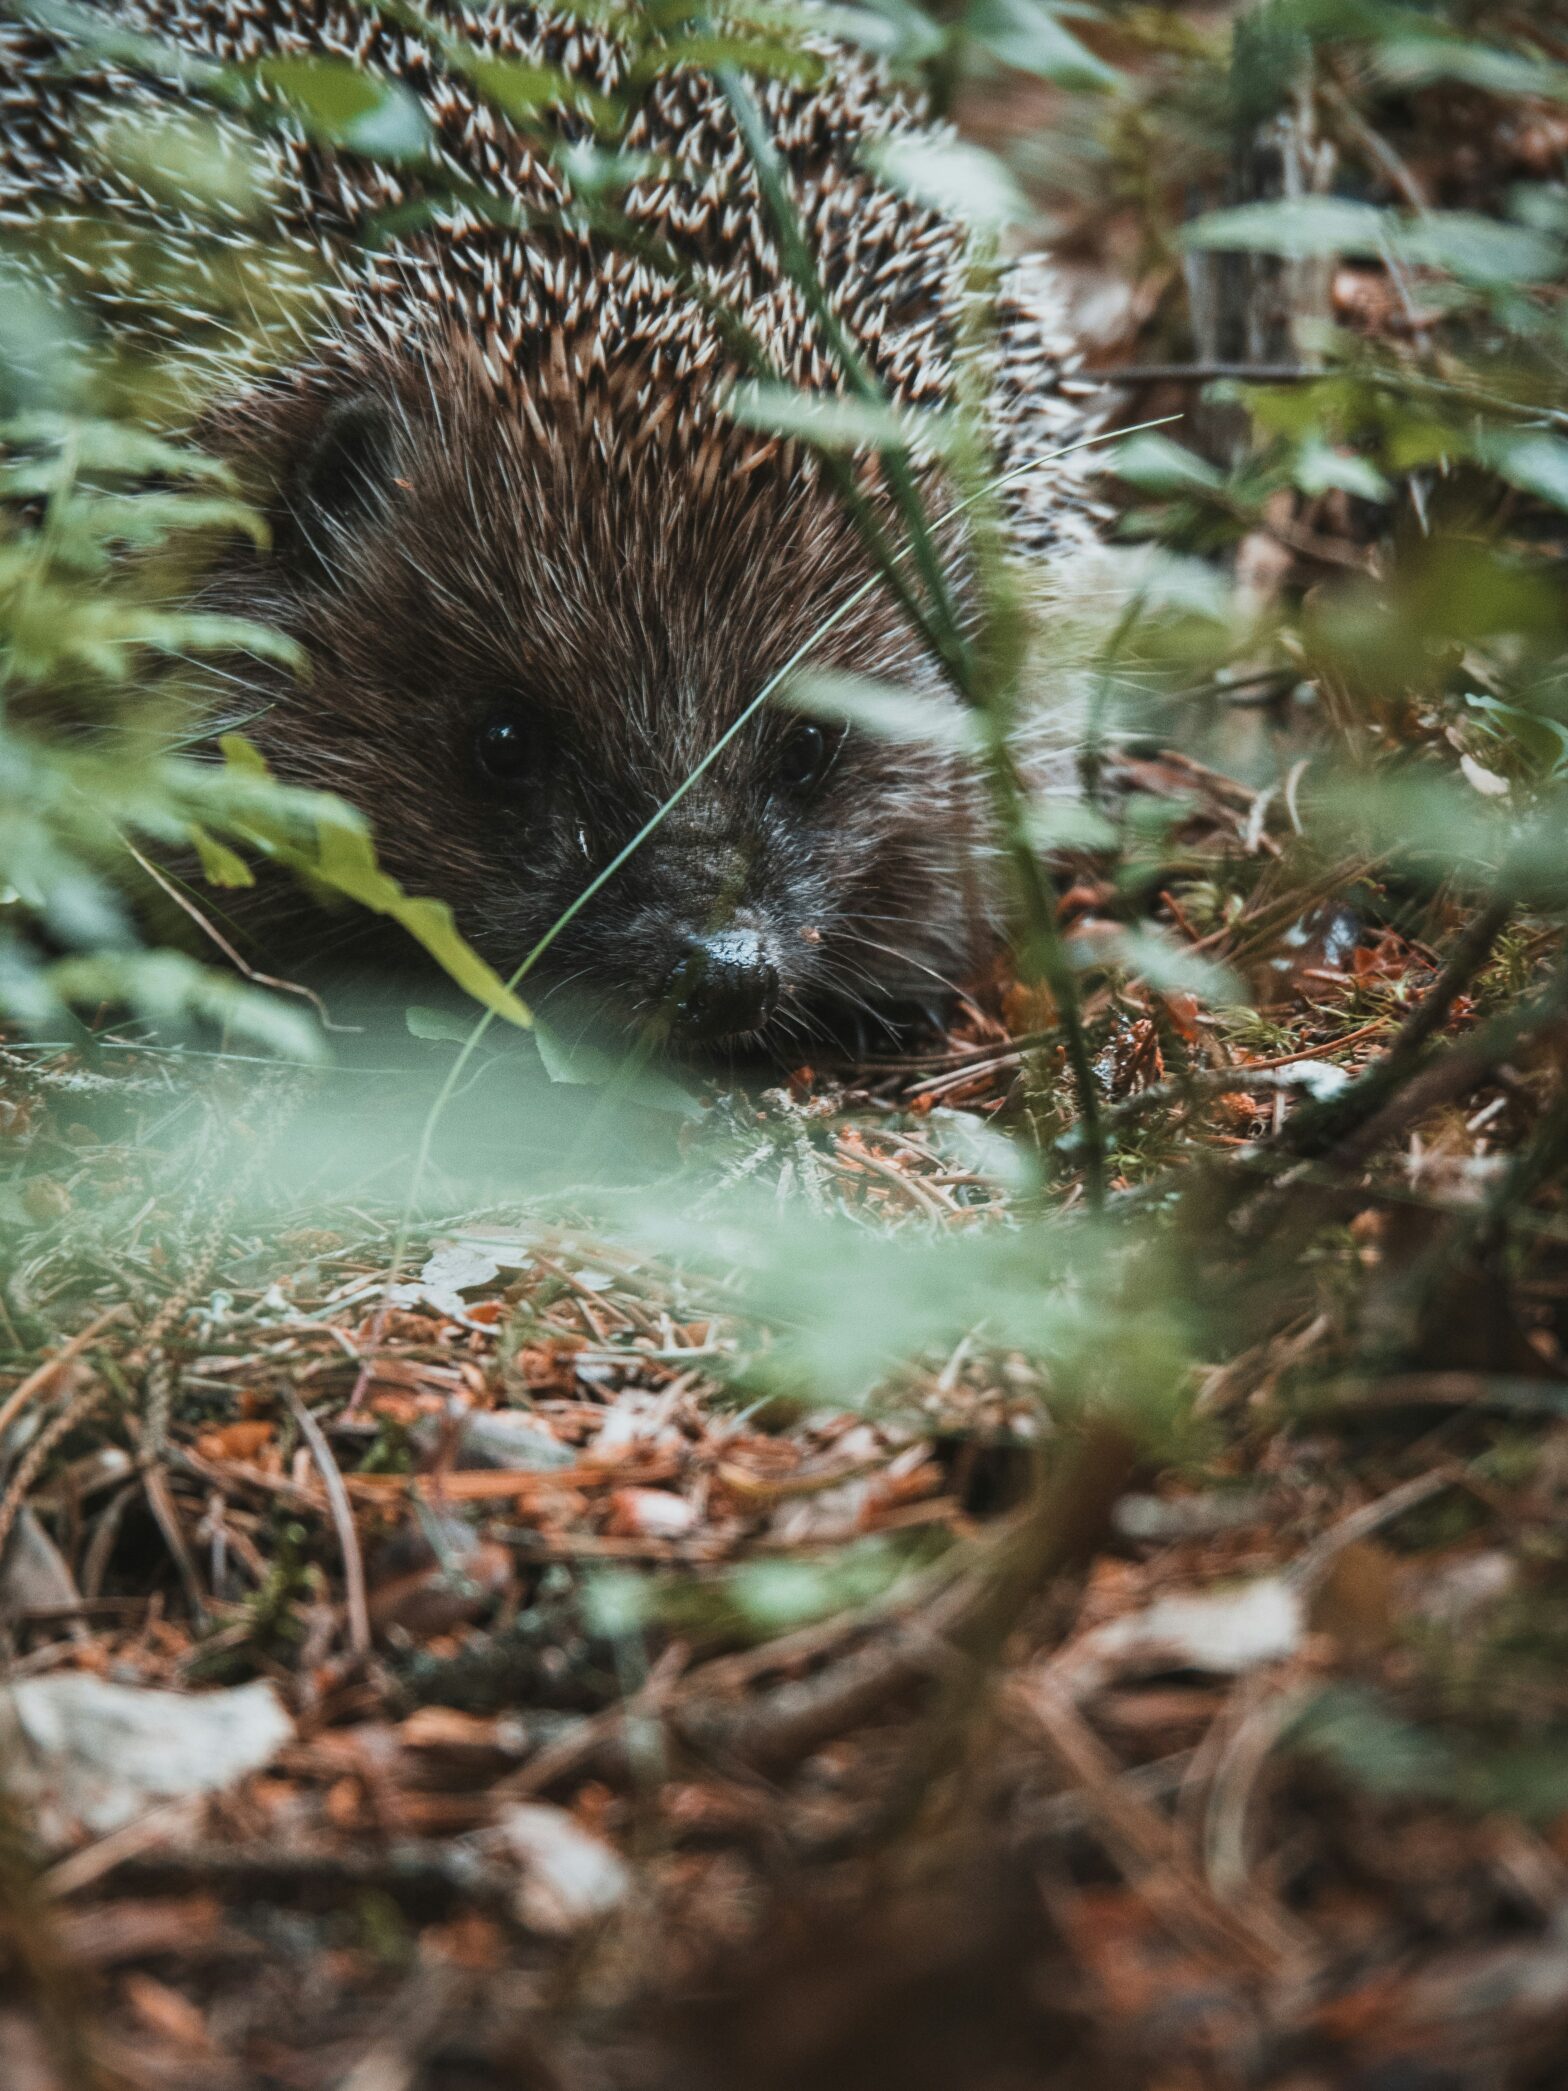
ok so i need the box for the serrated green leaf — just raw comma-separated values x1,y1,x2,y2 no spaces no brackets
405,1003,478,1046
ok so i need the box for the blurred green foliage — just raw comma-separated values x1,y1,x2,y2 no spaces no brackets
6,0,1568,1689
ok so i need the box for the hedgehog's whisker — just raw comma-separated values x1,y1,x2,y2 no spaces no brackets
834,931,967,1001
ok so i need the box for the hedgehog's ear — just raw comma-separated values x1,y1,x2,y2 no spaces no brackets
286,396,400,569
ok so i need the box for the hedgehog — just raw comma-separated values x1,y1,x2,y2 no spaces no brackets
0,0,1097,1052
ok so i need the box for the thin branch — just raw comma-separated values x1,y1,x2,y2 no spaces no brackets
0,1304,128,1446
1097,362,1318,386
519,1421,1133,1791
285,1386,372,1658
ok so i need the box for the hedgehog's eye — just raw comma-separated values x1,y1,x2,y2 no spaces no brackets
475,708,546,790
776,721,838,797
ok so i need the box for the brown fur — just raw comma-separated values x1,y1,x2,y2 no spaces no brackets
206,335,994,1048
0,1,1093,1046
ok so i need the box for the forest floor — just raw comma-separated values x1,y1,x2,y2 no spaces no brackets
4,757,1563,2091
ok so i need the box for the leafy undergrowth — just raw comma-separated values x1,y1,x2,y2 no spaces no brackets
6,767,1568,2089
10,4,1568,2090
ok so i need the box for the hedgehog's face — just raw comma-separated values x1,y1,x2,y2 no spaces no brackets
465,695,853,1044
222,367,992,1053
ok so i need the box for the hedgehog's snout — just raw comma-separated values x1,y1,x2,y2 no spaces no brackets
663,927,780,1041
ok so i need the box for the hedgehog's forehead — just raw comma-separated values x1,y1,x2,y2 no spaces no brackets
308,331,923,715
383,347,875,597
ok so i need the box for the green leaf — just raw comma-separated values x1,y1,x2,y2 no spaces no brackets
1311,769,1568,904
1289,434,1391,502
533,1021,699,1117
13,0,228,97
1479,429,1568,511
1464,693,1568,776
305,821,534,1028
864,133,1025,229
41,949,324,1059
1025,797,1120,852
218,735,270,779
1468,1743,1568,1824
1184,196,1392,260
629,31,820,87
554,142,655,198
218,738,533,1030
255,56,431,161
189,824,255,889
963,0,1116,87
132,613,305,671
61,490,268,551
1,416,236,485
817,0,948,67
1374,34,1568,104
784,669,980,751
1288,1686,1460,1802
1110,433,1226,495
1184,198,1562,285
1399,212,1563,285
727,1540,911,1632
405,1003,478,1046
468,57,613,128
1096,925,1242,1006
99,108,275,217
728,381,957,456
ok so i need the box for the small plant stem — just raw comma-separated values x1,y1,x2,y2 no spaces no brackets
534,1416,1133,1794
716,64,977,688
1080,589,1149,809
1274,895,1513,1166
1383,896,1513,1065
0,1786,106,2091
710,62,1111,1183
1230,937,1568,1253
977,712,1108,1205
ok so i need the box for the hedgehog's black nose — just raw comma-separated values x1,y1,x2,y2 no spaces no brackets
665,929,780,1039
